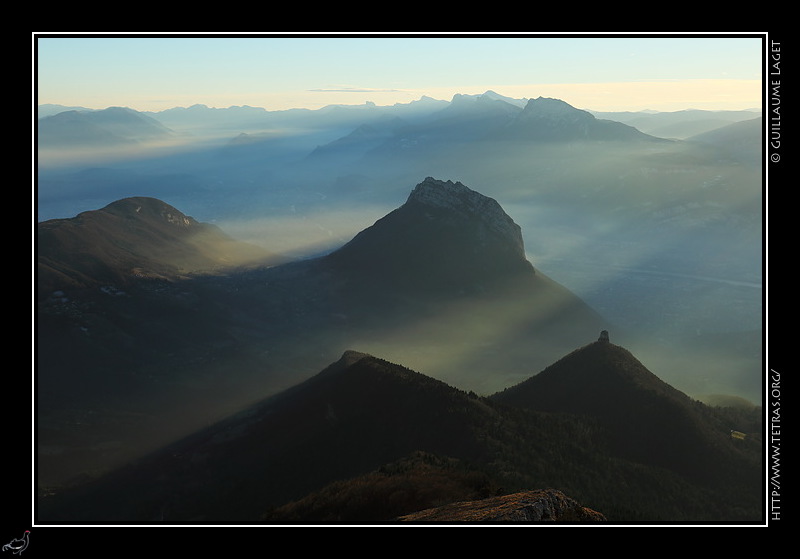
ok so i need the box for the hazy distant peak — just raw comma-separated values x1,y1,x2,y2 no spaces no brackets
448,93,485,105
103,106,139,114
507,96,657,142
481,90,528,107
449,91,520,107
522,96,593,118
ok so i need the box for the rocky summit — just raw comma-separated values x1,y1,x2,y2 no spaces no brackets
405,177,526,259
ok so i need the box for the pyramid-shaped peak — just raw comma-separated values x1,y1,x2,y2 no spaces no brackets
493,337,688,412
326,178,531,291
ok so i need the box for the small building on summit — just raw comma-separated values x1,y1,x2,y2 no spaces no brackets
598,330,609,342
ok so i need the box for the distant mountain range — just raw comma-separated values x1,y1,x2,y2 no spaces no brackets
589,107,762,139
38,94,761,142
36,95,762,246
300,94,666,178
36,95,760,174
37,106,175,148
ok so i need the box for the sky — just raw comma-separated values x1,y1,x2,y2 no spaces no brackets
34,33,765,113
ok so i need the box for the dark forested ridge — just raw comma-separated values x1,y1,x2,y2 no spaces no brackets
38,348,762,524
492,338,762,509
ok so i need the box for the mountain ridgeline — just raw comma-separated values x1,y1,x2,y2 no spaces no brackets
35,178,762,523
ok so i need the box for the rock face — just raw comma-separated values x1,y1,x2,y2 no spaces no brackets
398,489,607,522
405,177,526,259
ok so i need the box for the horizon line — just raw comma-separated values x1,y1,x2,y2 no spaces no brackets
37,85,763,116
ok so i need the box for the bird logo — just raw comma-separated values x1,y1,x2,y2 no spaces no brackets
2,531,29,555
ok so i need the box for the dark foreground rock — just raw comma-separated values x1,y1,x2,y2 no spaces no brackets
398,489,607,522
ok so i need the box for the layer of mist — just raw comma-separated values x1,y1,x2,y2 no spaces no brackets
36,97,763,405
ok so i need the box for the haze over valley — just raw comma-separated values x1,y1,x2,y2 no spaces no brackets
38,93,763,397
35,62,765,524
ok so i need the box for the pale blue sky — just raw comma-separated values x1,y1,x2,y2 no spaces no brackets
35,33,765,113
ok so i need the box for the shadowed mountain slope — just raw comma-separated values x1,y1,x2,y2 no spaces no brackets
38,351,514,522
491,336,762,490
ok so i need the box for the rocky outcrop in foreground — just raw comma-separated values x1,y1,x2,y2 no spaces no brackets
398,489,606,522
